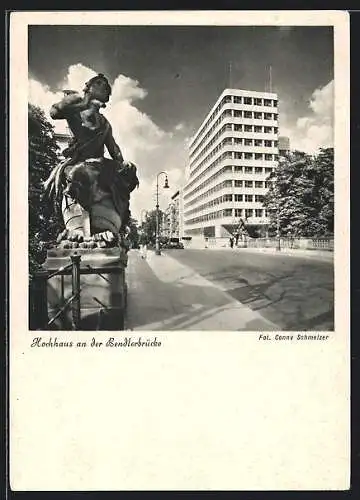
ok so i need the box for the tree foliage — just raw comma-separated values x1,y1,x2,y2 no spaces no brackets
139,209,165,245
127,217,140,248
263,148,334,237
28,104,61,276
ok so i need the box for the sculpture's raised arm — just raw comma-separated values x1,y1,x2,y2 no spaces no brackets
50,92,91,120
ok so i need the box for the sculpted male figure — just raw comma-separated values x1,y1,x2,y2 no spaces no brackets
44,73,139,248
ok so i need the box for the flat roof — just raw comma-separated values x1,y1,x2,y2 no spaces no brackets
189,88,278,148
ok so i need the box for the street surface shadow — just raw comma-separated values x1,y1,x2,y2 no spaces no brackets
196,266,334,331
126,255,273,331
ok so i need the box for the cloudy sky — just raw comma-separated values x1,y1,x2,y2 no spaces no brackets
28,24,334,220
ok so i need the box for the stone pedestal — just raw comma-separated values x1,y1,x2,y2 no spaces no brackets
42,247,128,330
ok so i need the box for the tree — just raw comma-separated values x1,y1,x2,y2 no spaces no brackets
139,209,165,245
127,217,140,248
263,148,334,238
28,104,61,277
312,148,334,235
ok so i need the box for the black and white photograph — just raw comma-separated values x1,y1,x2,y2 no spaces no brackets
28,20,336,332
9,11,350,492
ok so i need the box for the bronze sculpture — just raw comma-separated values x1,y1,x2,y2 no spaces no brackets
44,73,139,249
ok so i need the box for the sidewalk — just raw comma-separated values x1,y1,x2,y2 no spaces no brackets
125,250,279,331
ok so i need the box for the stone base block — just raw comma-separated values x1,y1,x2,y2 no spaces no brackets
43,247,127,330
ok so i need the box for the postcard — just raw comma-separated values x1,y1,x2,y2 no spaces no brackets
9,10,350,491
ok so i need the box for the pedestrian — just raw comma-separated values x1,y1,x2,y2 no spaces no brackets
235,232,239,246
141,241,148,259
229,236,234,248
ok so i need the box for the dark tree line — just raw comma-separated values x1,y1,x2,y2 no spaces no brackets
28,104,62,277
263,148,334,238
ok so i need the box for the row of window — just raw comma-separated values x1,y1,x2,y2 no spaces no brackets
184,178,271,209
235,152,277,161
223,95,278,107
190,95,278,151
184,194,266,217
235,179,272,187
234,124,278,134
234,138,277,147
190,141,278,179
191,95,278,150
184,158,275,199
190,136,278,172
185,208,268,225
184,179,233,208
192,137,278,168
190,128,278,167
234,166,274,174
190,116,279,160
185,163,233,199
234,110,278,120
226,138,277,147
189,150,232,182
236,209,267,217
191,114,231,156
190,124,231,165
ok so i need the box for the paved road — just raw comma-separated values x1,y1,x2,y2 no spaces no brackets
163,249,334,331
126,251,279,331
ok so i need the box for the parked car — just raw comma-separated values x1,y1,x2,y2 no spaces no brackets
164,238,184,249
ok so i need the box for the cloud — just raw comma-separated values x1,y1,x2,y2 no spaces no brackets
175,123,185,131
280,80,334,154
60,63,97,93
28,79,67,133
309,80,333,117
111,74,148,102
28,63,187,219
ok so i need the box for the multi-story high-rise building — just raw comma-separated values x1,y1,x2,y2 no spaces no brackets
162,207,171,239
183,89,279,239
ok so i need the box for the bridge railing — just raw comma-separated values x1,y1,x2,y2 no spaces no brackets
244,237,334,251
190,236,334,251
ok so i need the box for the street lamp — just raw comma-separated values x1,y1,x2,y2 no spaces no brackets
155,171,169,255
276,204,281,251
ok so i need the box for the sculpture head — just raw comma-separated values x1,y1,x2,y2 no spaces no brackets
83,73,112,105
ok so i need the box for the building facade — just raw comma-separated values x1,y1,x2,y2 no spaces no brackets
183,89,279,239
163,190,182,239
54,130,72,158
